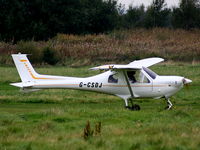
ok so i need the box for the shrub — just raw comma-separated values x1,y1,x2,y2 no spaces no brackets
42,47,59,65
16,41,43,64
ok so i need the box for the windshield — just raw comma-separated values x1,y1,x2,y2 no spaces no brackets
143,67,157,79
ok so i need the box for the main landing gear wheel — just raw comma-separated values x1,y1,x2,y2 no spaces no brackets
132,104,141,110
125,98,141,111
126,104,140,111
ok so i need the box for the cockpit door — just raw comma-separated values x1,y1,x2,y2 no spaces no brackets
127,69,153,97
141,69,153,91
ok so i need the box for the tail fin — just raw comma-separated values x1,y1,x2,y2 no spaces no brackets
12,54,39,82
12,53,68,84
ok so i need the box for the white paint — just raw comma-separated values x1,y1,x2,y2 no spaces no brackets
10,54,192,109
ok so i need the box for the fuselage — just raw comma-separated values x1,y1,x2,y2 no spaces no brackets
29,70,188,100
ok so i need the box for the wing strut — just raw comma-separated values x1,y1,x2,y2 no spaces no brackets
122,71,134,98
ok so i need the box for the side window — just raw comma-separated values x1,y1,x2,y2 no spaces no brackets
127,70,150,83
143,76,150,83
108,74,118,83
139,71,150,83
127,71,137,83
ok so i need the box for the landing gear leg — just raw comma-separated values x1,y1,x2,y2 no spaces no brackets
124,98,129,108
124,98,140,111
165,97,172,110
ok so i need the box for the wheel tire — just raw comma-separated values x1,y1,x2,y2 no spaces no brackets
165,106,172,110
131,104,140,111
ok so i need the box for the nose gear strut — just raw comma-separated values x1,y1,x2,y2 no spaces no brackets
165,97,172,110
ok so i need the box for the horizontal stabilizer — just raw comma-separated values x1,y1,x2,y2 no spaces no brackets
10,82,41,93
10,82,34,88
10,82,23,88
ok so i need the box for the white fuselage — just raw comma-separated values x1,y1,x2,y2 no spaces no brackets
29,70,185,100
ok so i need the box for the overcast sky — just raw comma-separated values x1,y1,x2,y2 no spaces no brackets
118,0,179,9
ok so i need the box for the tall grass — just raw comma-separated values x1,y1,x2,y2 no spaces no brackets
1,28,200,66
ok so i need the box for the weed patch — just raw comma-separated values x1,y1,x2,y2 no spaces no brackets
83,121,102,140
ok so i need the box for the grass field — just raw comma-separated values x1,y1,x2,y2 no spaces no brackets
0,63,200,150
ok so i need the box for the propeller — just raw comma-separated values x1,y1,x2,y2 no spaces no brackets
182,78,192,90
182,78,192,85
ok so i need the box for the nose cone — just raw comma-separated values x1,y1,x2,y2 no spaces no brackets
182,78,192,84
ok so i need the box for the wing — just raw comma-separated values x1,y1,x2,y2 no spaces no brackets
90,64,141,71
90,57,164,71
128,57,164,68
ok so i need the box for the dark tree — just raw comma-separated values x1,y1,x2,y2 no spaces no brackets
0,0,119,42
172,0,200,29
123,5,145,29
82,0,119,33
144,0,171,28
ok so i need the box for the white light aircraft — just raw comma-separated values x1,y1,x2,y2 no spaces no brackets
11,54,192,110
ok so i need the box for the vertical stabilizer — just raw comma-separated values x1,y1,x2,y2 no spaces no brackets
12,53,69,83
12,54,39,82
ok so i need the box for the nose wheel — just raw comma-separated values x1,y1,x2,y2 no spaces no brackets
165,97,172,110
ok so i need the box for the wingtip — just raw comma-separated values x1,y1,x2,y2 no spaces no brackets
89,67,97,70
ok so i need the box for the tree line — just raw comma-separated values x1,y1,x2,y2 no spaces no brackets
0,0,200,42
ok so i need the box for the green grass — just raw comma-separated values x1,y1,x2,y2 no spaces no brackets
0,64,200,150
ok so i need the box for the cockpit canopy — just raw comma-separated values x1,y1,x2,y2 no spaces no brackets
107,67,157,84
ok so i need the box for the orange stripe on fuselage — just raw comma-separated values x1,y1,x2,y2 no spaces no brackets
103,84,168,87
23,62,62,80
